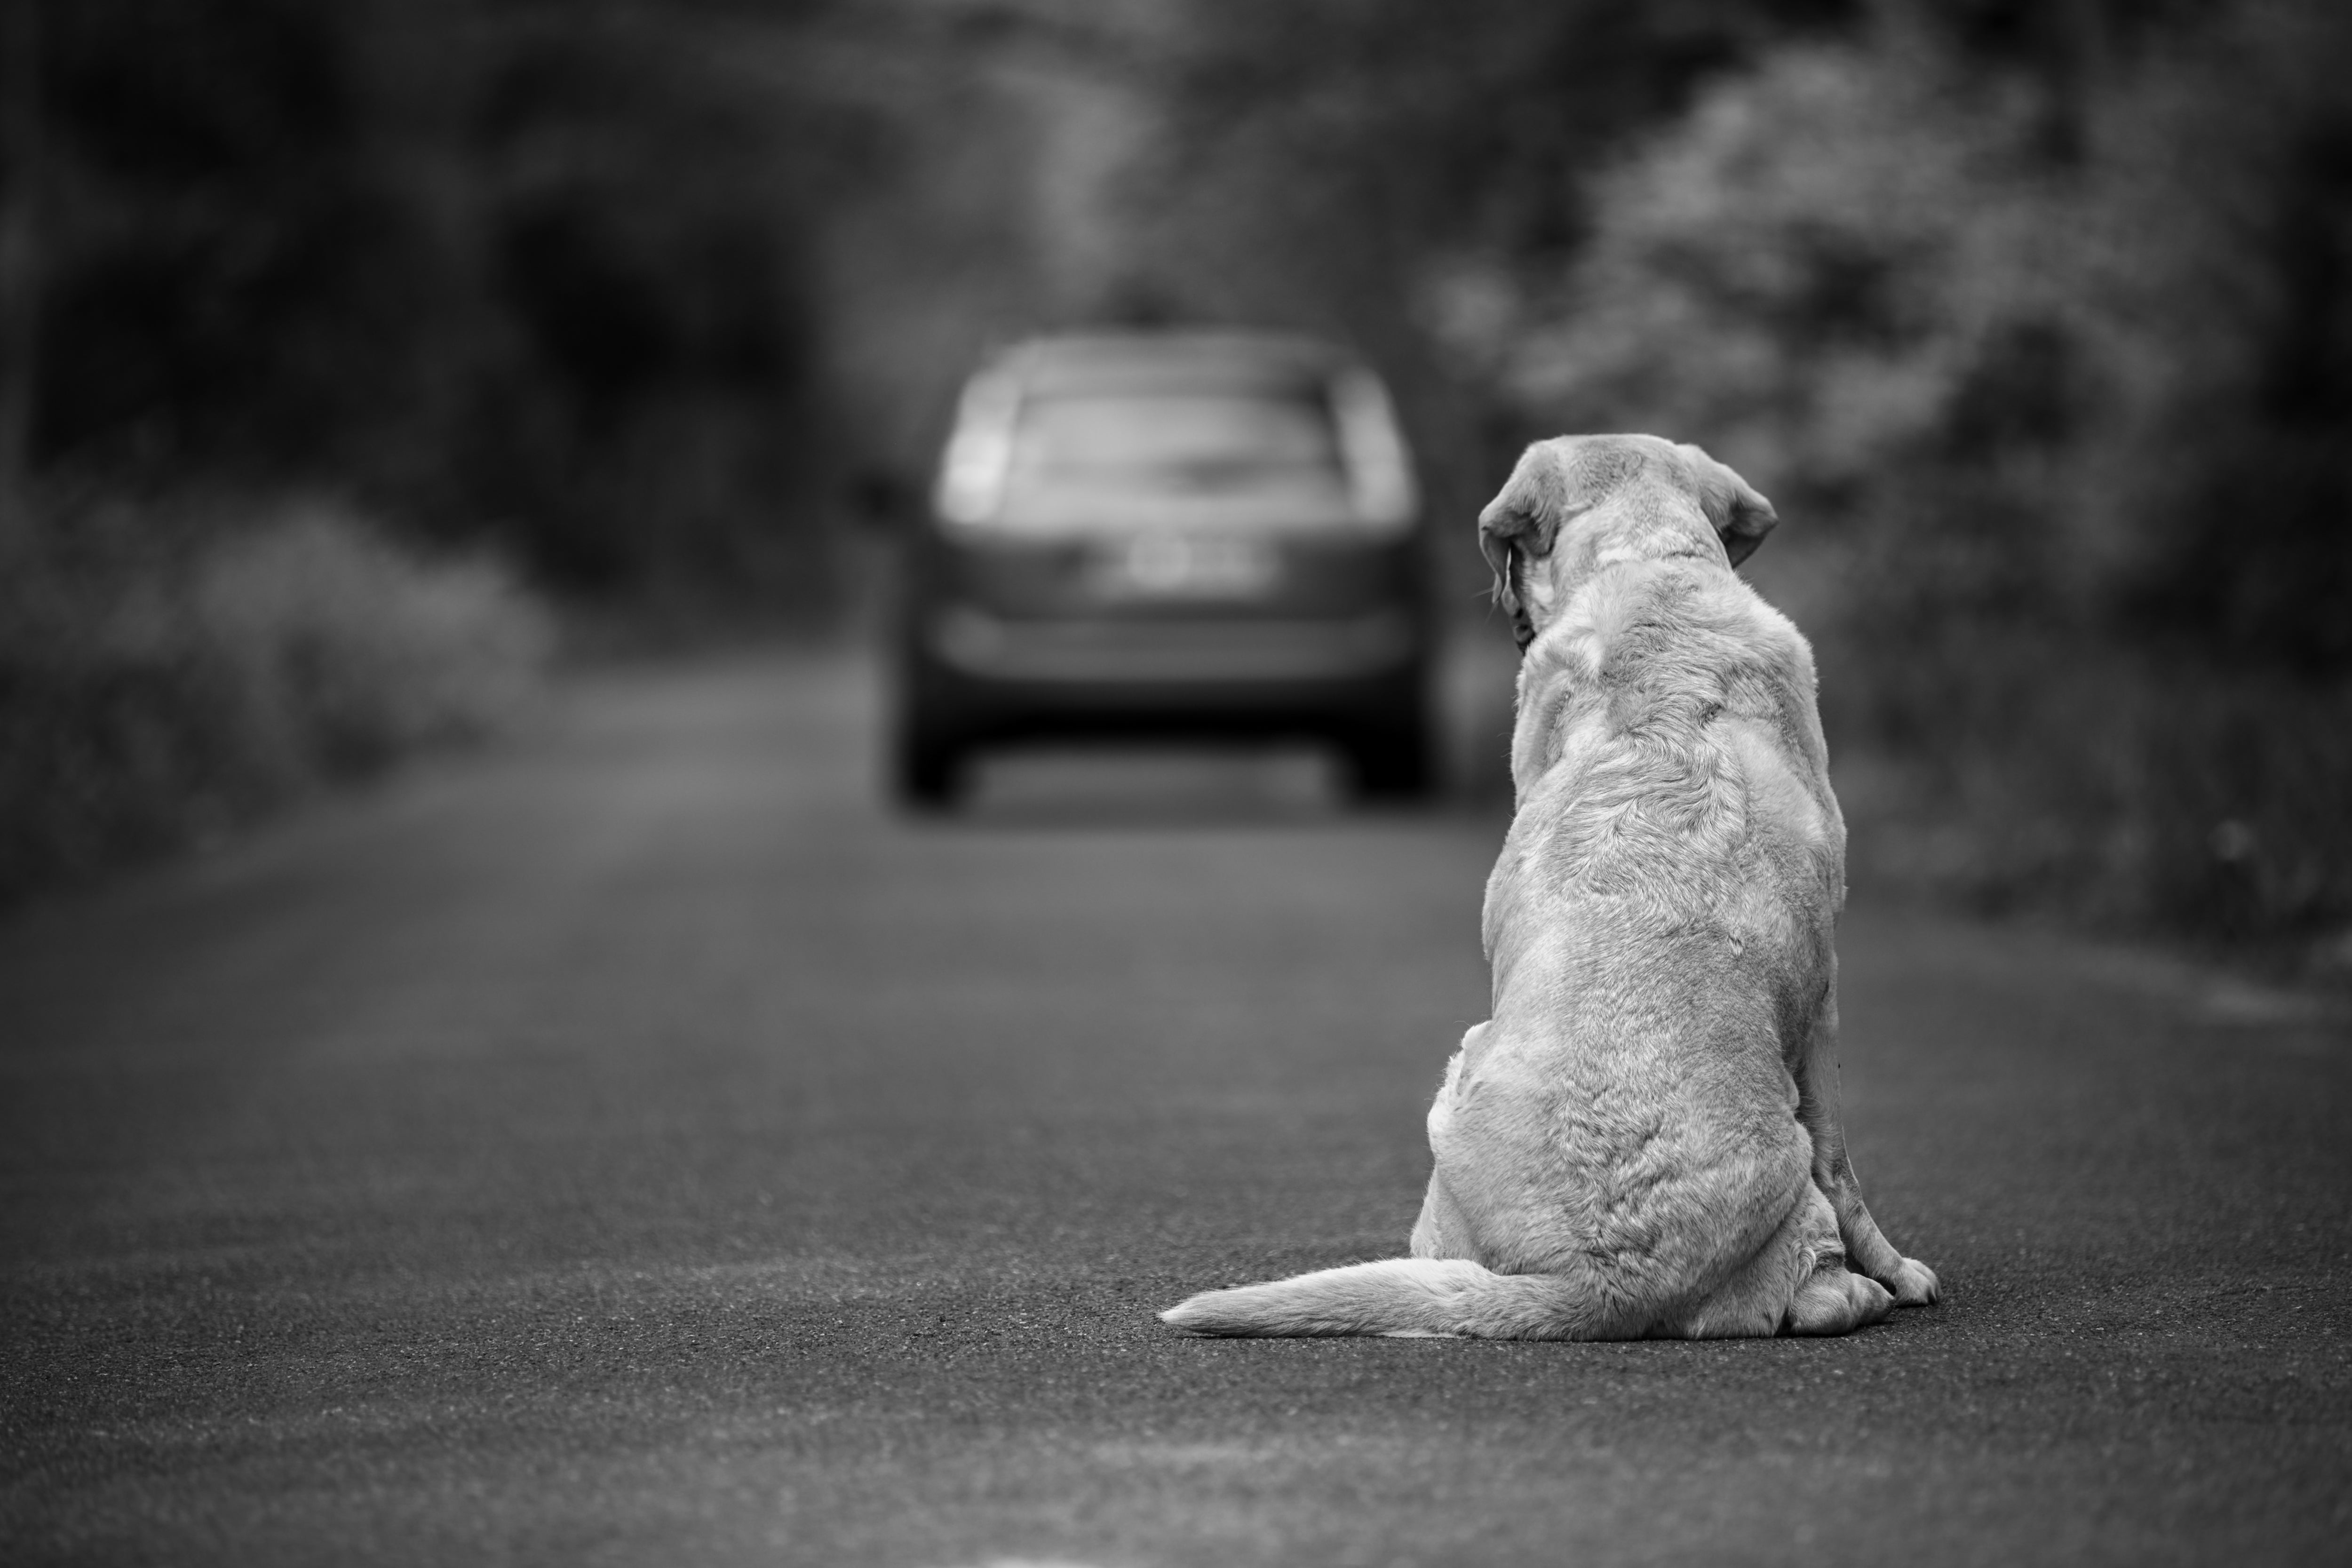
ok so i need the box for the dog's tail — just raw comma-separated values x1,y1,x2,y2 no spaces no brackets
1160,1258,1605,1340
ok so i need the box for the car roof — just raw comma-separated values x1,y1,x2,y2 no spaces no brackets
989,331,1354,395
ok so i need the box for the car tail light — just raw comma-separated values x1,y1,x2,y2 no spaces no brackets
934,372,1021,526
1332,368,1417,533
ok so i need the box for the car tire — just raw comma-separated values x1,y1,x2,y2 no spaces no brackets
893,724,963,809
1346,709,1432,802
891,663,970,811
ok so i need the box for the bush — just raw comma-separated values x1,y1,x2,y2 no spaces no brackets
0,499,552,904
1438,7,2352,951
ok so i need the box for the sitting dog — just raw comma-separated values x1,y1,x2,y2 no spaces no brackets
1162,434,1938,1338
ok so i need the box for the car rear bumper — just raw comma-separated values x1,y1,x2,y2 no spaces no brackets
925,605,1420,685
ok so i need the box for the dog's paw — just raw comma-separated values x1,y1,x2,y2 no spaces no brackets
1784,1266,1894,1336
1884,1257,1940,1306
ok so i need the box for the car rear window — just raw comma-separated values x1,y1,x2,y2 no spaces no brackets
1006,389,1346,500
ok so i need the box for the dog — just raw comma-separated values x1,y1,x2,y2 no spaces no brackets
1162,434,1938,1338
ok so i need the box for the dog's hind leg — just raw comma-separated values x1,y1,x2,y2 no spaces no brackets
1657,1173,1887,1338
1796,962,1940,1306
1409,1169,1477,1260
1780,1182,1896,1335
1410,1028,1483,1261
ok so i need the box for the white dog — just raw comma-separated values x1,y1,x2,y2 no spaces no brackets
1163,434,1938,1338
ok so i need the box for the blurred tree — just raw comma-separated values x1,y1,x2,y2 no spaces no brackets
14,0,857,606
0,0,1890,602
1443,0,2352,937
453,2,838,595
0,0,44,549
42,0,410,483
1104,0,1862,585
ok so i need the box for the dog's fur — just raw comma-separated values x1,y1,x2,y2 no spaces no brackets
1162,435,1937,1339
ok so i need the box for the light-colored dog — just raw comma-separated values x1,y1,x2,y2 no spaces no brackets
1163,434,1937,1338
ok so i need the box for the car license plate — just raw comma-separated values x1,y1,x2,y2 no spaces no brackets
1090,534,1280,599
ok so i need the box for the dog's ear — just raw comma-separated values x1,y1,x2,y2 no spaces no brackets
1678,444,1778,566
1478,507,1527,613
1478,442,1582,612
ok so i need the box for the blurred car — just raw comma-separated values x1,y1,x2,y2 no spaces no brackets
890,331,1432,806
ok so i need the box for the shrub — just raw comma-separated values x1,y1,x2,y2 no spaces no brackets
1437,9,2352,950
190,504,550,775
0,498,552,905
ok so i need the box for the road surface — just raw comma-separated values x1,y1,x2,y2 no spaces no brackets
4,652,2348,1566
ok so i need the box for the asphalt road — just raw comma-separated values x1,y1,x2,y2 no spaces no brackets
4,652,2348,1568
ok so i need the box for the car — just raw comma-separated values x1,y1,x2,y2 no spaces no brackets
890,330,1433,807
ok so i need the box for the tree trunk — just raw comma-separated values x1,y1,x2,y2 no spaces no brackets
0,0,43,551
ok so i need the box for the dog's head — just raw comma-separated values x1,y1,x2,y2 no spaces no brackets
1477,435,1777,650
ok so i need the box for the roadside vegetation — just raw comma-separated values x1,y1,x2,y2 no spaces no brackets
0,0,830,907
1429,4,2352,949
0,498,549,903
2,0,2344,960
1153,0,2352,956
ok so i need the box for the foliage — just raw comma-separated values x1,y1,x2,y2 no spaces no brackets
1436,3,2352,942
15,0,846,603
8,0,2347,951
1118,0,1862,539
0,498,550,905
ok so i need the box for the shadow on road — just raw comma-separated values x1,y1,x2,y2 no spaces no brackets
955,744,1350,828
